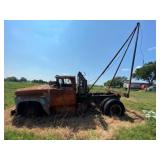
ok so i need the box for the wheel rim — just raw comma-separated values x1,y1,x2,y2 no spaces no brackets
110,104,122,116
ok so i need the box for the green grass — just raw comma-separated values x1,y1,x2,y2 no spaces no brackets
114,118,156,140
4,128,100,140
4,128,63,140
4,128,44,140
89,85,106,93
90,86,156,112
90,85,126,93
121,91,156,112
4,81,39,109
88,86,156,140
4,82,156,140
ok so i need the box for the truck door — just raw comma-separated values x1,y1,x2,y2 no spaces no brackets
50,77,76,113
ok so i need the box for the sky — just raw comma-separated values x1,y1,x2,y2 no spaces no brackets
4,20,156,84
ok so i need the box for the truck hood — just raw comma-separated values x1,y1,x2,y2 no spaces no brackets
15,85,51,96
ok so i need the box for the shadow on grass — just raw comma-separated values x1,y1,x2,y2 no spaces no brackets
121,109,145,122
11,108,144,132
11,108,104,131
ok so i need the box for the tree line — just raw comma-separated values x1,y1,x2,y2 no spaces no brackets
4,76,48,84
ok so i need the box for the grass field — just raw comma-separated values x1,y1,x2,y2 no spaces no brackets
4,82,39,109
4,82,156,140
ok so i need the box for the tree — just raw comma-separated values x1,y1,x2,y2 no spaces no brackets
5,76,18,82
19,77,27,82
32,79,47,84
104,76,127,87
133,61,156,85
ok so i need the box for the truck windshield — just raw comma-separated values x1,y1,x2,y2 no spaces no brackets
64,78,72,84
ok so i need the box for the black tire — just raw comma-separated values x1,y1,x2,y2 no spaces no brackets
100,98,110,113
103,99,125,117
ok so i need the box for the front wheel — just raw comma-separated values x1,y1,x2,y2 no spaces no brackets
103,99,125,117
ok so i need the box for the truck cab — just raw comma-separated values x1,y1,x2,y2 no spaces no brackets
49,75,77,114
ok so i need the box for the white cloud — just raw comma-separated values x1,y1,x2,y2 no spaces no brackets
133,65,142,73
147,46,156,51
135,66,142,69
121,68,130,71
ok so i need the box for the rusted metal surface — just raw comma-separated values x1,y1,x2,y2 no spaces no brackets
50,87,76,113
15,77,77,115
15,85,50,96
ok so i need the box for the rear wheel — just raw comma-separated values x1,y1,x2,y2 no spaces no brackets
103,99,125,117
100,98,110,113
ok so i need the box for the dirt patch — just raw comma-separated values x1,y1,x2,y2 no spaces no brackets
4,107,145,140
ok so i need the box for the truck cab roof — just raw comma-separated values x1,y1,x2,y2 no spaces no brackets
55,75,75,79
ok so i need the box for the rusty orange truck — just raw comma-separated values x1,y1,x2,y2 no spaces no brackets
13,72,125,116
